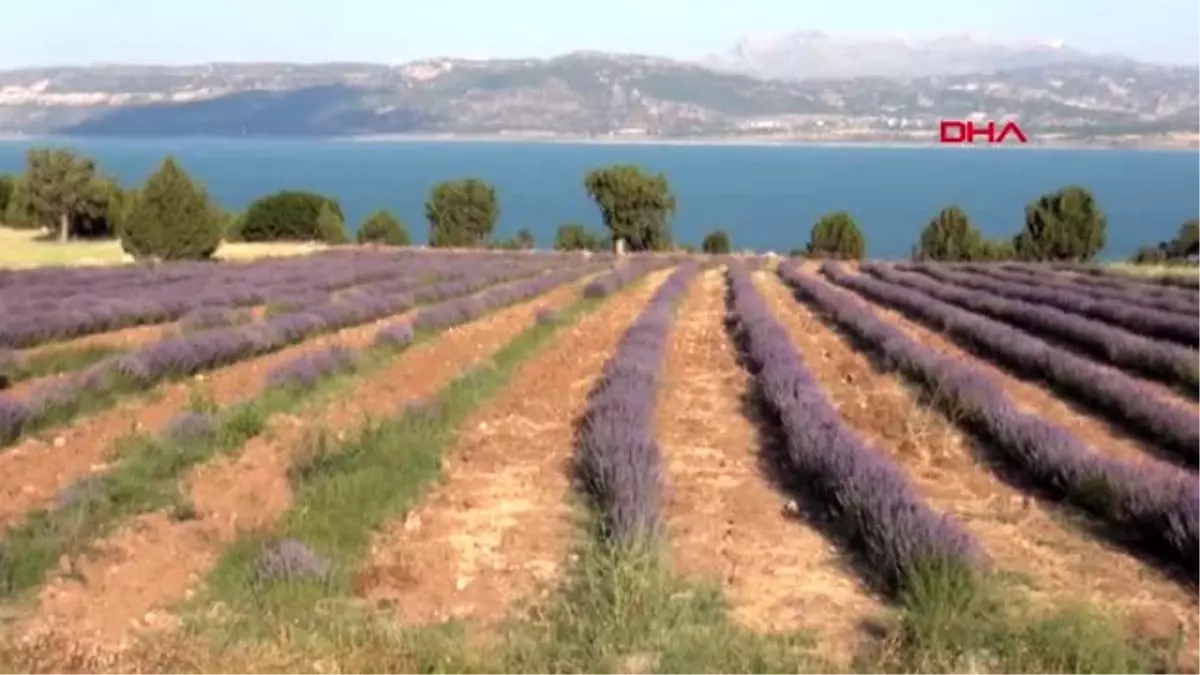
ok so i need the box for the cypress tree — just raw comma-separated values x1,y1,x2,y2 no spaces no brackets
120,156,221,261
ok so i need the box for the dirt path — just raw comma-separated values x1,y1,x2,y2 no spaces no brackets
0,278,550,532
760,271,1198,666
13,277,595,649
656,269,884,666
355,270,673,625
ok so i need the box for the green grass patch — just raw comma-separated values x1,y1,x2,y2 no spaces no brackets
858,560,1171,673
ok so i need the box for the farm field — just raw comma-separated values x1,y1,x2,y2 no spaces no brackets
0,250,1196,673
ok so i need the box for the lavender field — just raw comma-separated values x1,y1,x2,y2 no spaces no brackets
0,250,1195,674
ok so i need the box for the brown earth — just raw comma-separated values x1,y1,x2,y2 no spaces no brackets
12,276,593,649
761,270,1198,669
0,276,553,533
656,269,884,666
356,269,673,625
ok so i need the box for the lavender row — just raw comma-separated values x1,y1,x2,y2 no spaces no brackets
263,263,611,391
902,263,1199,348
788,263,1198,573
0,252,433,348
961,264,1198,316
582,258,674,299
727,264,983,590
824,266,1199,468
575,264,699,544
864,265,1200,392
1051,261,1200,291
412,263,610,332
1,249,400,311
0,260,560,446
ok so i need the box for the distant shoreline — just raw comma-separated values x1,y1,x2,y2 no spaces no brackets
349,133,1200,152
0,132,1195,152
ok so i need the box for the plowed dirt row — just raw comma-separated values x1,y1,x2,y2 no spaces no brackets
356,270,673,625
760,271,1198,666
0,277,552,533
656,270,883,667
14,277,592,649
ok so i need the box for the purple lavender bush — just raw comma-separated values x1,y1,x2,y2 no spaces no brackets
837,265,1199,467
374,322,415,350
867,265,1199,391
726,264,984,592
163,411,218,443
962,264,1197,315
906,263,1198,347
575,264,698,544
254,538,331,583
787,262,1198,575
265,345,358,390
0,397,29,444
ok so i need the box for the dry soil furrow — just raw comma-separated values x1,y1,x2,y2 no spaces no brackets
0,279,533,532
15,277,591,647
759,272,1198,664
657,269,883,666
355,269,674,625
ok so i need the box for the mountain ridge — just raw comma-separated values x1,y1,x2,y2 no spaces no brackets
0,45,1195,147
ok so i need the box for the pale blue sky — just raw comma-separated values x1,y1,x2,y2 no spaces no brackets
2,0,1197,68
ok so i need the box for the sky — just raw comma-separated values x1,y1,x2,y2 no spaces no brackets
1,0,1196,68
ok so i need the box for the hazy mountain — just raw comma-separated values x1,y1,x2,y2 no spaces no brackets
0,51,1194,145
704,31,1133,80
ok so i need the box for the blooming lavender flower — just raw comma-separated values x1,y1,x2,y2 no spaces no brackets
374,322,415,350
254,538,331,584
163,411,218,443
265,345,358,390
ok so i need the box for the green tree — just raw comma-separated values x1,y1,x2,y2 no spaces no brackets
426,179,499,248
701,229,732,254
25,148,100,242
316,203,348,244
977,238,1015,261
914,206,986,261
240,190,346,243
554,222,607,251
120,156,221,261
493,228,536,250
356,209,409,246
583,164,676,252
1013,186,1107,262
0,174,14,218
807,211,865,260
1171,218,1198,258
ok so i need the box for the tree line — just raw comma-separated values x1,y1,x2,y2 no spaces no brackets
0,147,1193,264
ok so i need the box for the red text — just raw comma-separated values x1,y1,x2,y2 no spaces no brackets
939,120,1028,145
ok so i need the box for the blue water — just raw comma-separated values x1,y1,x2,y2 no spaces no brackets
0,138,1196,260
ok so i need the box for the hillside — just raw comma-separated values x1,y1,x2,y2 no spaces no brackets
0,53,1195,144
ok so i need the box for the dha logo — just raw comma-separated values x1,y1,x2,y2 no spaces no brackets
939,119,1029,145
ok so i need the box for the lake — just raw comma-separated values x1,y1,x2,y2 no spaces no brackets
0,138,1195,260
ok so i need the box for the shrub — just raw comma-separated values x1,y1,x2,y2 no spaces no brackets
356,209,409,246
807,211,865,260
554,222,607,251
1013,185,1107,262
914,206,985,261
120,156,222,261
701,229,732,254
316,203,348,244
240,190,347,243
426,179,499,248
